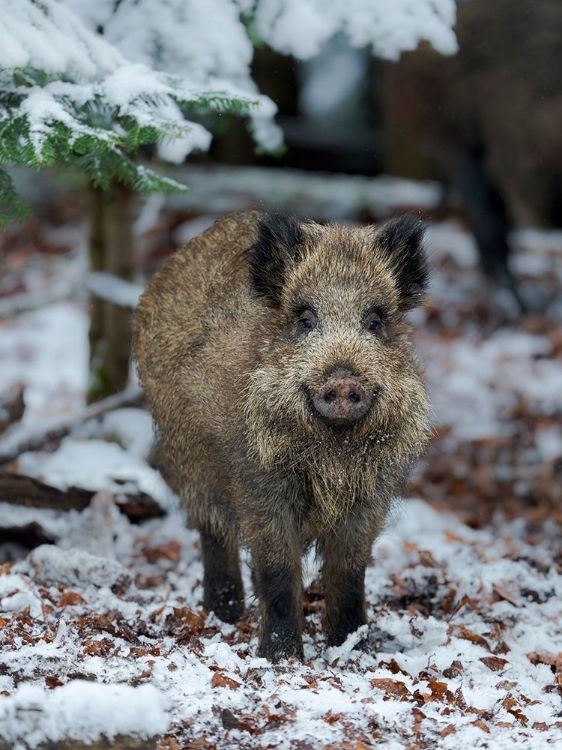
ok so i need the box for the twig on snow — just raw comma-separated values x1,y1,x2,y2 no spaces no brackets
0,386,144,468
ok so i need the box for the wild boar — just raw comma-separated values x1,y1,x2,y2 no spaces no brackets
134,211,430,661
385,0,562,310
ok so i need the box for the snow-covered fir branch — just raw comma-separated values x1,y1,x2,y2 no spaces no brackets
250,0,458,60
0,0,457,224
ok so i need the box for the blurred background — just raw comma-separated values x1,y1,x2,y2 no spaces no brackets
1,0,561,545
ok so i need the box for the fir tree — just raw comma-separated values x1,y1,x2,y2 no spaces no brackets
0,0,279,224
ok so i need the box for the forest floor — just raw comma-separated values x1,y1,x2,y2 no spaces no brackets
0,173,561,749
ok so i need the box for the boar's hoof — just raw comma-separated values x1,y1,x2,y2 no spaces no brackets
203,578,244,624
210,599,244,625
313,369,371,426
259,629,304,663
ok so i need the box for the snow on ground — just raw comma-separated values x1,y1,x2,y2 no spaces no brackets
0,301,88,421
1,482,561,748
0,200,561,748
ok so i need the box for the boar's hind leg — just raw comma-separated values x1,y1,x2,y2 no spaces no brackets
200,527,244,623
245,512,303,661
447,145,526,311
320,520,380,647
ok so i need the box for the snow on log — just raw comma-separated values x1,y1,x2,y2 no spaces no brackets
0,682,169,750
165,165,443,219
28,544,132,593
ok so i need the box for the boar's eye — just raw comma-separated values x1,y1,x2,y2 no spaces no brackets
364,310,384,333
366,313,382,332
297,310,317,333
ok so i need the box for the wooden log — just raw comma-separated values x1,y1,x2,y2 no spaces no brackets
0,473,164,522
0,737,157,750
0,520,55,548
0,384,25,435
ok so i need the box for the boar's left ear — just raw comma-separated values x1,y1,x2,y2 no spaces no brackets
375,215,429,310
249,212,304,302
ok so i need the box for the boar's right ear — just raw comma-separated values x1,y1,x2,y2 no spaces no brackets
375,215,429,311
249,213,304,302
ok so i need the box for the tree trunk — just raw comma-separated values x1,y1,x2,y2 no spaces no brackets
103,181,137,395
88,182,137,402
88,184,108,394
380,61,429,180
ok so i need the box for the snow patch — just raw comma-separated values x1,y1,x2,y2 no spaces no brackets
28,544,132,592
0,682,170,749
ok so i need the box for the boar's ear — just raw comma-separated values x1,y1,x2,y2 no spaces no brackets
249,212,304,301
375,215,429,310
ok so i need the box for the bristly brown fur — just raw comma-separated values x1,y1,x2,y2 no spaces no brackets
134,210,431,661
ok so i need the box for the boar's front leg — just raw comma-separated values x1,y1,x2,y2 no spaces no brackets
242,496,303,661
253,548,303,661
319,513,382,647
200,526,244,624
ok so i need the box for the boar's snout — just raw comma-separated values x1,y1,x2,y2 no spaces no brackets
312,368,372,427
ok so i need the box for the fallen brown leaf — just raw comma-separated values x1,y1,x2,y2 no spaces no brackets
419,550,441,568
58,590,85,607
527,651,558,669
211,671,241,690
157,737,181,750
378,658,409,676
165,607,206,641
45,675,64,689
143,540,181,564
426,679,454,703
493,582,521,607
443,660,463,679
451,624,490,650
83,637,120,657
261,703,297,724
370,678,410,697
480,656,509,672
324,711,344,724
441,588,457,614
472,720,490,733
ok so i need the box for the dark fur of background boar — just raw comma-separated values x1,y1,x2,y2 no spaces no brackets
386,0,562,310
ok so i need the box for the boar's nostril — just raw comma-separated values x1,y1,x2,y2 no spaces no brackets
313,375,372,426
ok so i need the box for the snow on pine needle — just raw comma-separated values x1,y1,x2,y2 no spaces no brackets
251,0,458,60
